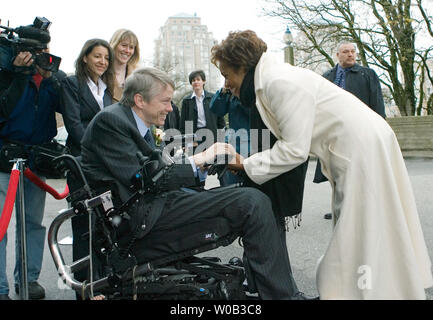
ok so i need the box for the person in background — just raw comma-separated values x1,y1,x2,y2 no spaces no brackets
180,70,225,150
109,29,140,102
210,85,250,186
324,42,385,117
60,39,115,293
164,101,180,131
315,41,386,219
0,38,66,299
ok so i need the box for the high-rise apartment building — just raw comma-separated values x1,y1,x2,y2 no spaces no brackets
154,13,222,97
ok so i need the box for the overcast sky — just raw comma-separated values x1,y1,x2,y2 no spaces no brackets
1,0,287,74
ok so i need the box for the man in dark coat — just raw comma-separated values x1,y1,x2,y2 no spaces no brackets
180,70,225,150
315,42,386,219
322,42,385,118
80,67,312,300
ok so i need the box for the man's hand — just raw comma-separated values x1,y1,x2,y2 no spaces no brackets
192,142,244,170
13,51,34,68
35,65,52,79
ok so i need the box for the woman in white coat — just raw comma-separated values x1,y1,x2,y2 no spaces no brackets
211,30,432,299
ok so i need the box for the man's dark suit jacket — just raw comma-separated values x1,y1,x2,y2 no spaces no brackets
180,91,226,142
60,75,113,156
81,102,197,239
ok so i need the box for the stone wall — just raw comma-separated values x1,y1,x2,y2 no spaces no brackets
387,116,433,158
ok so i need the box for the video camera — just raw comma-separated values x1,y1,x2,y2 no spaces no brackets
0,17,61,72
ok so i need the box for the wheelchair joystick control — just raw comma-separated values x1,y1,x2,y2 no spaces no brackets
136,151,149,166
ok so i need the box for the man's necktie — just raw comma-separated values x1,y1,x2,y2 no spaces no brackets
144,129,155,149
334,67,346,89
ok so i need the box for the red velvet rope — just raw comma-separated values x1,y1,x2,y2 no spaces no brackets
0,168,20,242
24,168,69,200
0,167,69,242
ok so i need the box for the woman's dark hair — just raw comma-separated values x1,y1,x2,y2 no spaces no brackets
211,30,267,71
188,70,206,84
75,38,115,95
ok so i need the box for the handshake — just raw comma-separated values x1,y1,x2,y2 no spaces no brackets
192,142,244,173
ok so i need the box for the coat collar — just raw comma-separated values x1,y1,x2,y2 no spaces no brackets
253,52,283,140
335,63,361,73
254,52,284,91
187,90,212,100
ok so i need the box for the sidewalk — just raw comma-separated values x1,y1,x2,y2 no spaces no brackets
2,158,433,300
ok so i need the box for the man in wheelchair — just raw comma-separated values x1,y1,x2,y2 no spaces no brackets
65,67,307,300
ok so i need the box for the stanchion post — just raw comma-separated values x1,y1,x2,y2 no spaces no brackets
15,158,29,300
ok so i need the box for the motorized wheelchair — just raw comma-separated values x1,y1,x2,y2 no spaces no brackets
47,152,255,300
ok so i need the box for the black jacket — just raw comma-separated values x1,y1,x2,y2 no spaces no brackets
323,63,386,118
180,91,225,143
60,75,112,156
164,102,180,131
0,68,65,172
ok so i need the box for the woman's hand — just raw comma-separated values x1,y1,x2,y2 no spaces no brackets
222,143,244,171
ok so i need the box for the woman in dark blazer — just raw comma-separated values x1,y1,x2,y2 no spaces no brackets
61,39,115,156
60,39,115,293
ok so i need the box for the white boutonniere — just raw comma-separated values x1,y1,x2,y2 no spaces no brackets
152,127,165,147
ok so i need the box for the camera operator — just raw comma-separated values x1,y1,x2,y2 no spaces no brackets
0,38,65,300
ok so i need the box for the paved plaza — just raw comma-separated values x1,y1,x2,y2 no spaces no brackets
2,158,432,300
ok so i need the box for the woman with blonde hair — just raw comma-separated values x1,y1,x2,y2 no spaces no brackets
109,29,140,101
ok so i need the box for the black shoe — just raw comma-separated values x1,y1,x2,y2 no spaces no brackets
290,292,319,300
15,282,45,300
0,294,11,300
323,213,332,220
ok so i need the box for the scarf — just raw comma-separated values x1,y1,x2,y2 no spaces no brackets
239,68,256,109
238,65,304,228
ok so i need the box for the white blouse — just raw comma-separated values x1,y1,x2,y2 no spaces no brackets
86,77,107,110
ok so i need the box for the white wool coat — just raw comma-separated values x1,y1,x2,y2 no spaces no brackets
243,52,433,299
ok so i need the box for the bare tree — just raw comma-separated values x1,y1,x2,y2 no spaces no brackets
153,51,190,107
262,0,433,116
416,0,433,114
